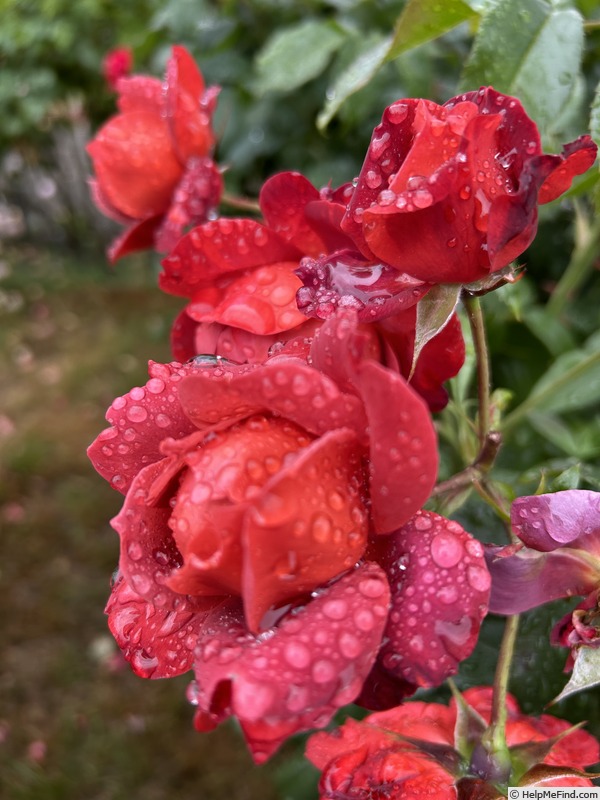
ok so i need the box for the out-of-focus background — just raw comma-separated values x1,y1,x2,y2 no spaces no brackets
1,1,600,798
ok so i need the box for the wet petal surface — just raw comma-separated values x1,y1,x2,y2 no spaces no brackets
192,563,390,763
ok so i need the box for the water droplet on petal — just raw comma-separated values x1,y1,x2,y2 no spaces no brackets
312,659,336,684
430,532,464,568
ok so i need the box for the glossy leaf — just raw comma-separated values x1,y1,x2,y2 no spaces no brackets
387,0,479,61
461,0,584,130
254,19,346,95
317,34,392,130
504,331,600,431
553,647,600,704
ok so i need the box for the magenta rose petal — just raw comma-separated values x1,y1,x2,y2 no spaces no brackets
486,545,600,615
369,511,490,692
355,361,438,533
88,361,197,493
192,563,390,763
106,576,216,679
159,218,301,297
243,427,368,632
511,490,600,552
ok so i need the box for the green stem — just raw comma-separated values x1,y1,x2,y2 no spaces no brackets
485,615,520,756
221,191,261,213
546,207,600,318
463,294,491,446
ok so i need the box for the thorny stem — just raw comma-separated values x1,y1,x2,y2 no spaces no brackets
463,293,491,445
430,431,502,498
432,294,505,511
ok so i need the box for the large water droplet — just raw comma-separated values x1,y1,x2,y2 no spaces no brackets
430,532,464,568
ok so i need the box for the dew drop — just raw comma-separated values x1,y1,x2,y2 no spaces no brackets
413,514,432,531
430,532,464,568
312,659,336,684
323,599,348,620
284,641,311,669
467,565,491,592
127,405,148,423
127,542,143,561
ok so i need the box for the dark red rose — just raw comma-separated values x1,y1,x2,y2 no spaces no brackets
88,45,222,261
161,171,354,351
342,87,597,284
306,687,600,798
102,46,133,91
164,172,465,411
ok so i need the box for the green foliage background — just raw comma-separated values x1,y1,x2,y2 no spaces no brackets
1,0,600,797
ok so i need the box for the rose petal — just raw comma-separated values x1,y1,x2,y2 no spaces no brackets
159,218,301,297
307,700,455,771
379,310,466,412
87,111,182,219
106,576,216,678
192,562,390,763
368,512,490,693
116,76,163,114
108,215,161,263
354,362,438,533
296,250,428,322
186,262,306,335
511,490,600,553
178,358,367,439
342,98,422,259
88,361,197,494
166,415,313,600
539,136,598,204
259,172,351,256
171,310,320,364
154,157,223,254
89,178,133,224
165,45,214,164
486,544,600,615
243,427,368,631
111,459,190,609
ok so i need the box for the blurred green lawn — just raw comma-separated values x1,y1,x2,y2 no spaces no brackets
0,244,297,799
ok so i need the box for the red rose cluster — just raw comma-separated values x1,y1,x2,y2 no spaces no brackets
307,687,600,798
87,48,598,764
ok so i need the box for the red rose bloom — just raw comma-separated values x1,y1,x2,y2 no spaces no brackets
89,311,488,760
102,46,133,91
342,87,597,284
306,687,600,798
163,171,465,412
88,45,222,261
